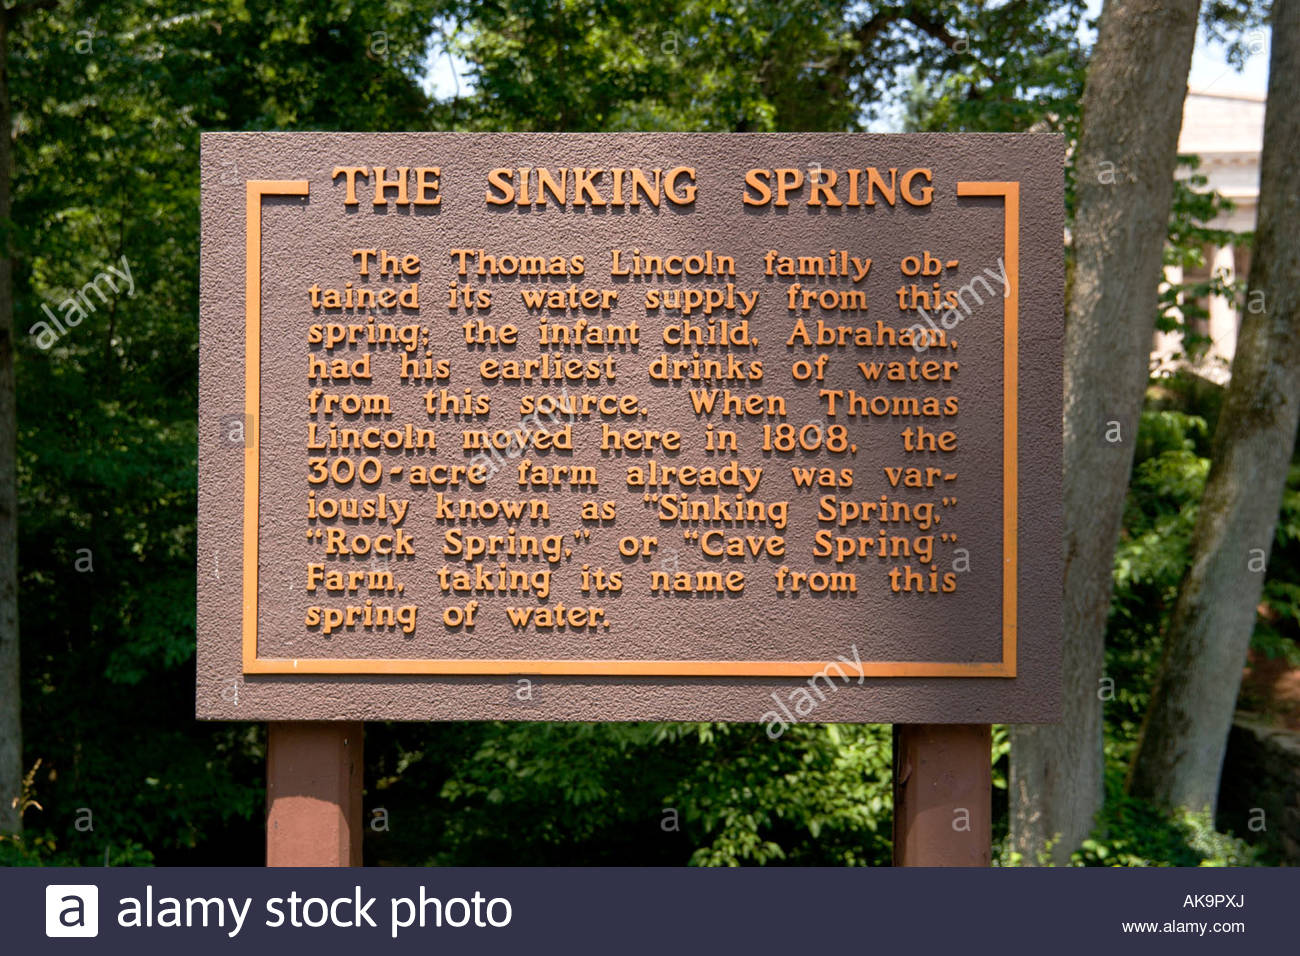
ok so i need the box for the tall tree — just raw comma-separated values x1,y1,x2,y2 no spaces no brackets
1129,0,1300,814
1009,0,1201,863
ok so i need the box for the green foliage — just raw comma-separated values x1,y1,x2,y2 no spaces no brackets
443,0,868,132
369,721,893,866
996,755,1261,868
449,1,1091,133
666,722,893,866
0,830,156,867
10,0,444,863
901,0,1088,135
1071,762,1257,868
1104,410,1210,739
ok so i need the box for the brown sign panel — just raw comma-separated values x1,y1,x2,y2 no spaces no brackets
198,133,1062,724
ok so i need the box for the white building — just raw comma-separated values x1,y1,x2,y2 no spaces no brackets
1151,90,1265,383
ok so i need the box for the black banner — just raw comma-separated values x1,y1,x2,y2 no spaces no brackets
4,865,1284,954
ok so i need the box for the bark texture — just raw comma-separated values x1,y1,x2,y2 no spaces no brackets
1010,0,1200,863
1129,0,1300,814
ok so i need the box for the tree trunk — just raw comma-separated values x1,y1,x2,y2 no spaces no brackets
0,8,21,836
1128,0,1300,815
1010,0,1200,863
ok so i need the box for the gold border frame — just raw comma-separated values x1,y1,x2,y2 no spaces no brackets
240,179,1019,677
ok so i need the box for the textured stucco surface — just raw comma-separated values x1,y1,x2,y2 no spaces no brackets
198,132,1062,722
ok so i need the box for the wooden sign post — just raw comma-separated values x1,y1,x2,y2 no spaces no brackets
892,724,992,866
266,722,363,867
198,133,1062,868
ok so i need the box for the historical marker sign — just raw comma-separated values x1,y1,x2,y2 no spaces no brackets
198,133,1062,723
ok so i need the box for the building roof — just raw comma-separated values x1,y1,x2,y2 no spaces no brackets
1178,89,1265,156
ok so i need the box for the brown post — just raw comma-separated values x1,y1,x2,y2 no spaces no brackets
266,722,364,866
892,724,991,866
